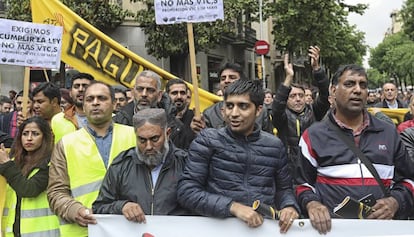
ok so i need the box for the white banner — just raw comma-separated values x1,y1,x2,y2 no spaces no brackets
154,0,224,25
89,215,414,237
0,18,63,69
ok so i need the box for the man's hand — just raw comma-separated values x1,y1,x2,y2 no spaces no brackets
278,206,299,233
122,202,146,223
309,46,321,71
283,54,294,87
0,143,10,164
230,202,264,228
75,207,96,227
190,115,206,133
306,201,331,234
367,196,399,220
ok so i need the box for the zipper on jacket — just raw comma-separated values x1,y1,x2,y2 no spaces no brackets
147,170,154,215
357,158,365,187
243,139,251,203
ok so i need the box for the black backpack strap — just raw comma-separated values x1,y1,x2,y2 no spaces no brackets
327,119,389,196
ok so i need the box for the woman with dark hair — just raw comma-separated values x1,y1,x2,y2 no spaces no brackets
0,116,59,237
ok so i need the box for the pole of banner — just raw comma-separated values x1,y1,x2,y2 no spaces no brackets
22,67,31,117
259,0,266,89
43,69,50,82
187,22,201,117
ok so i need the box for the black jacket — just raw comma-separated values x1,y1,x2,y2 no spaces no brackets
400,127,414,163
112,93,192,149
296,111,414,218
172,108,196,150
272,68,330,178
177,126,299,218
92,142,190,216
374,99,407,109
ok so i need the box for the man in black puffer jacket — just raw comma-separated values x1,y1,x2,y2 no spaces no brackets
93,108,190,222
178,79,299,234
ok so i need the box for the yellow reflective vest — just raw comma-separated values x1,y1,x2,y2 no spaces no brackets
59,124,136,237
2,167,60,237
51,112,77,144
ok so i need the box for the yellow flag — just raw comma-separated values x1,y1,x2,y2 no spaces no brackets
30,0,220,111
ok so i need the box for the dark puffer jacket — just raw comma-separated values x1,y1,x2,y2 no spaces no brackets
92,142,190,216
177,126,299,218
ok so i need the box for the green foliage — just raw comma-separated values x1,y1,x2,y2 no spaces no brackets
369,32,414,85
367,68,387,89
270,0,368,72
5,0,31,22
61,0,128,30
131,0,266,59
401,0,414,40
5,0,127,30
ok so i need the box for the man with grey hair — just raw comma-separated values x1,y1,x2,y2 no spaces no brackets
113,70,174,126
93,108,190,223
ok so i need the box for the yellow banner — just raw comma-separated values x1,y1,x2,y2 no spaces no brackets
30,0,220,111
368,108,409,125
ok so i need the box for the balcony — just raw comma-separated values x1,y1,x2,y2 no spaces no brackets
222,21,257,48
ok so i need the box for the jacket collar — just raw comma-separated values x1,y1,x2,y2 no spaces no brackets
224,124,261,142
328,109,384,133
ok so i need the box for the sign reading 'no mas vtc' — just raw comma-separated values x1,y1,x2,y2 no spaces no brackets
155,0,224,25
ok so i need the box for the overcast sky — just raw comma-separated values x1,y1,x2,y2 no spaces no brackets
345,0,405,66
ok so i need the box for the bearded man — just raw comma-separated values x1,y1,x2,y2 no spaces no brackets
93,108,190,222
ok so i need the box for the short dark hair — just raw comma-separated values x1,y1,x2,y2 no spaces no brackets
218,62,246,79
0,95,11,104
291,83,306,93
85,81,115,101
114,88,127,98
331,64,367,86
71,73,95,86
31,82,61,104
165,78,189,93
224,79,264,108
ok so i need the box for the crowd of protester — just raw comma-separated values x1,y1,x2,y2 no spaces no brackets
1,46,414,237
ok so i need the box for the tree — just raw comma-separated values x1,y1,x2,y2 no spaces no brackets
367,68,387,89
369,32,414,88
401,0,414,41
131,0,265,59
6,0,127,31
270,0,368,73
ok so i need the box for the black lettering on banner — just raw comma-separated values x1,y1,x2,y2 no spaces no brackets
177,0,194,5
161,0,174,7
68,23,144,87
196,0,218,4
